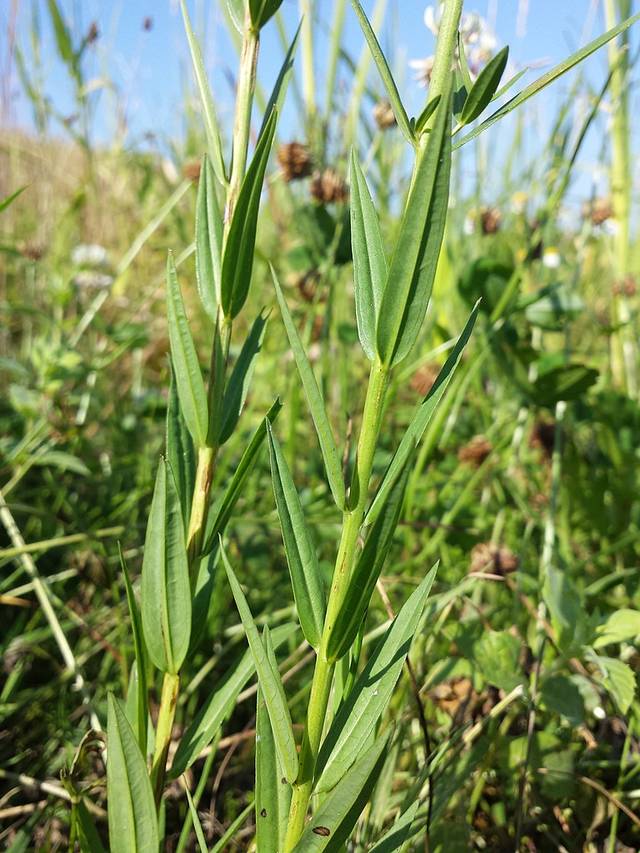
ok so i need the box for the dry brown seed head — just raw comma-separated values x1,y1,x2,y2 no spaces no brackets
470,542,519,576
410,362,440,396
277,141,313,182
373,99,396,130
480,206,501,235
183,158,202,183
458,434,492,467
310,168,349,205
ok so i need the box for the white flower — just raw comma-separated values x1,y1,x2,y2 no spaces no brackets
74,270,114,289
71,243,109,267
409,55,436,87
542,248,561,269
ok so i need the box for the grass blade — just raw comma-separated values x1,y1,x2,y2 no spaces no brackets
366,303,479,526
107,695,159,853
141,459,192,674
179,0,227,185
219,310,269,444
171,623,297,777
272,267,346,509
195,155,223,319
167,253,209,449
221,543,299,783
184,786,208,853
460,46,509,125
260,21,302,138
0,186,27,214
267,423,326,648
210,801,255,853
349,0,414,145
350,150,388,361
317,567,437,793
119,547,148,753
166,365,196,526
376,86,452,366
221,109,278,319
368,801,420,852
455,11,640,149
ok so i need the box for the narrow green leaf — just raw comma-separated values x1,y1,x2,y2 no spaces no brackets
141,459,192,674
195,155,223,319
318,567,437,792
166,365,196,526
171,623,297,777
107,695,159,853
456,31,474,95
210,801,255,853
460,46,509,125
221,109,278,319
327,455,413,662
179,0,227,185
272,268,346,509
46,0,75,69
0,186,27,214
119,547,148,753
455,11,640,149
259,21,302,138
77,799,107,853
350,150,387,361
221,544,299,783
292,736,388,851
368,802,420,853
202,399,282,557
219,310,269,444
184,786,208,853
166,253,209,448
250,0,284,29
491,67,527,103
376,86,452,366
366,303,479,526
267,423,325,648
414,95,441,135
256,628,292,853
349,0,414,145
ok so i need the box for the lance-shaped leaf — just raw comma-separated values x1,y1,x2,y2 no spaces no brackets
171,622,297,777
221,109,278,319
349,0,414,145
250,0,284,29
256,627,292,853
460,46,509,125
179,0,227,185
259,21,301,138
317,567,437,793
195,154,223,319
414,94,441,135
376,86,452,367
120,547,148,752
202,399,282,557
185,787,208,853
219,310,269,444
326,455,413,663
141,459,192,674
292,736,388,852
368,802,420,853
166,365,195,526
366,303,479,526
350,150,387,361
267,423,325,648
272,268,346,509
107,695,159,853
221,544,299,782
167,253,209,448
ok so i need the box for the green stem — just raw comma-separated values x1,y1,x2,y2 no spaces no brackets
298,0,317,130
151,671,180,805
284,361,389,849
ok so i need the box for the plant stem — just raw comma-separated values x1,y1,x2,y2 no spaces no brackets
298,0,317,131
151,671,180,805
226,9,259,228
284,361,389,849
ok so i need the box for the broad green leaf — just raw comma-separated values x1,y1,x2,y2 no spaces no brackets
179,0,227,184
221,109,278,319
141,459,192,674
267,423,325,648
221,545,299,782
368,802,420,853
250,0,284,29
326,456,413,662
256,628,292,853
540,674,585,725
219,310,269,444
166,253,209,448
473,630,522,692
292,736,388,851
376,86,452,366
195,155,223,319
366,303,478,525
120,547,148,752
455,11,640,149
107,695,159,853
171,623,297,777
0,186,27,214
349,0,414,145
202,399,282,556
594,609,640,648
317,567,437,793
591,654,636,714
460,46,509,125
350,150,388,361
543,566,586,652
272,268,346,509
166,365,196,525
184,787,208,853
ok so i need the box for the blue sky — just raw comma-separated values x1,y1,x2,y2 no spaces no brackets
3,1,637,202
